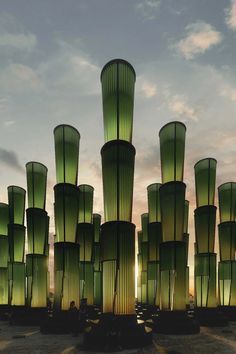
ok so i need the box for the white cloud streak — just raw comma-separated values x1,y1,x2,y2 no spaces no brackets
136,0,161,20
225,0,236,29
0,32,37,52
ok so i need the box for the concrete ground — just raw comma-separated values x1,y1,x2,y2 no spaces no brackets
0,320,236,354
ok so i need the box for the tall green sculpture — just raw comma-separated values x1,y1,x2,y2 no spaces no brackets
0,203,9,305
93,214,102,306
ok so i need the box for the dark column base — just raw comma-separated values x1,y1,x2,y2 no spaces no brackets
218,306,236,322
146,310,200,334
0,305,10,320
10,306,48,326
136,304,159,321
83,313,152,351
195,307,228,326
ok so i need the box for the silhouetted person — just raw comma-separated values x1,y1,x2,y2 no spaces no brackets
79,298,88,330
68,300,78,334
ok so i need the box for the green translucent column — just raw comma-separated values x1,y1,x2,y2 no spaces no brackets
159,121,186,184
160,241,186,311
141,271,147,304
77,223,94,262
54,242,80,310
147,183,162,223
137,253,142,303
101,222,135,314
194,206,217,253
141,213,149,242
26,208,49,254
147,261,160,307
94,270,102,306
138,230,142,253
141,241,148,272
8,262,25,306
101,59,136,143
26,162,47,209
218,222,236,261
54,124,80,185
101,141,135,222
80,262,94,305
218,261,236,306
184,200,189,234
54,183,79,243
0,203,9,235
0,268,8,304
195,253,217,308
8,186,26,225
0,236,8,267
218,182,236,223
93,213,101,242
195,158,217,207
8,224,25,262
26,254,47,308
148,222,162,261
186,266,189,306
78,185,94,223
160,182,186,242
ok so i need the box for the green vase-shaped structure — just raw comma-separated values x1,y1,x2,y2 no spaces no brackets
93,214,102,306
0,203,9,305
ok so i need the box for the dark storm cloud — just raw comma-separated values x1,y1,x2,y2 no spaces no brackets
0,147,24,173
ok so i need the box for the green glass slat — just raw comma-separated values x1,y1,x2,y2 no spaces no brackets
54,124,80,185
26,254,48,308
186,266,189,306
137,230,142,253
8,186,26,225
77,223,94,262
194,206,216,253
101,140,135,222
8,224,25,263
218,222,236,261
54,242,80,311
141,242,148,271
78,185,94,224
0,237,8,267
194,158,217,207
160,241,187,311
26,208,49,255
8,262,25,306
26,162,47,209
148,222,162,261
194,253,217,308
0,203,9,236
101,59,136,143
160,181,186,242
94,270,102,306
183,233,189,265
93,213,101,242
0,268,8,305
184,200,189,234
218,182,236,222
141,213,149,242
102,260,116,313
159,121,186,183
80,261,94,305
147,183,162,223
54,183,79,243
94,242,101,271
147,261,160,306
141,271,147,304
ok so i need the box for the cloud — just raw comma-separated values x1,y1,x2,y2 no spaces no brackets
0,32,37,52
225,0,236,29
0,148,24,173
141,81,157,98
168,95,198,121
220,84,236,101
136,0,161,20
176,22,222,59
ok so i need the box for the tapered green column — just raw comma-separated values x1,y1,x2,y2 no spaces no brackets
218,182,236,223
195,158,217,207
8,262,25,306
219,261,236,306
80,262,94,305
26,209,49,255
141,213,149,242
26,162,47,209
93,213,101,242
101,59,135,143
77,223,94,262
147,183,162,223
94,242,102,306
218,222,236,261
8,224,25,263
194,206,217,253
78,185,94,223
0,268,8,304
0,202,9,304
8,186,26,225
54,125,80,185
148,222,162,262
0,203,9,235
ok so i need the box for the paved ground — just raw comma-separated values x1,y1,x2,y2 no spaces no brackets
1,320,236,354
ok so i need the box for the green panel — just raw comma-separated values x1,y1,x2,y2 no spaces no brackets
160,241,187,311
77,223,94,262
26,208,49,255
141,213,148,242
141,271,147,304
101,59,136,143
137,274,141,303
147,261,160,306
94,242,101,271
8,186,26,225
218,182,236,223
54,124,80,185
147,183,162,223
0,203,9,236
0,237,8,267
194,206,216,254
160,182,186,242
218,222,236,261
184,200,189,234
26,254,48,308
8,262,25,306
54,242,80,311
94,270,102,306
195,158,217,207
138,253,142,273
8,224,25,263
186,266,189,305
101,141,135,222
195,253,217,308
26,162,47,209
93,213,101,242
80,261,94,305
101,221,135,314
141,242,148,271
218,261,232,306
231,261,236,306
54,183,79,243
137,231,142,253
159,121,186,183
0,268,8,304
78,185,94,224
183,233,189,265
148,222,162,261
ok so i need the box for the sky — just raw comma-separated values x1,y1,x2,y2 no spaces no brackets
0,0,236,292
